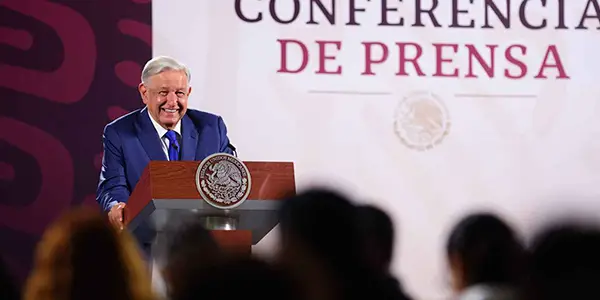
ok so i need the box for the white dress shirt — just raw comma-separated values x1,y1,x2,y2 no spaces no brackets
148,112,181,161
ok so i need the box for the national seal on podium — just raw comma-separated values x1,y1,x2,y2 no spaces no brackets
195,153,252,210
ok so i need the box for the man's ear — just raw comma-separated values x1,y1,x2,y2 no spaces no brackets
187,86,192,97
139,83,148,104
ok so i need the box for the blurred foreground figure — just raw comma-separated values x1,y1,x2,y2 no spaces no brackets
169,256,299,300
357,204,413,300
526,221,600,300
162,218,222,298
0,256,19,300
277,187,409,300
357,205,395,272
23,208,156,300
446,212,525,300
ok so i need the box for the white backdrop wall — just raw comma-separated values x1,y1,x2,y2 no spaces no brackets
153,0,600,298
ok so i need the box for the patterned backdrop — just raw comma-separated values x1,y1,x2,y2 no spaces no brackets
0,0,151,285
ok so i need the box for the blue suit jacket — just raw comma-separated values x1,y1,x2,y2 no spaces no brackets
96,107,234,243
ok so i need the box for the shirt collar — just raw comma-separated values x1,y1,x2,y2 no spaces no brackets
147,109,181,138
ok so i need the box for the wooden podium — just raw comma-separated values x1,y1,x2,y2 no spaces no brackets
123,160,295,260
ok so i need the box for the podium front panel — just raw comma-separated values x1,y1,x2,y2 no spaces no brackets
128,198,280,245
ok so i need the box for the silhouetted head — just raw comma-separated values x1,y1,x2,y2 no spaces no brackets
170,256,299,300
357,204,395,272
277,188,365,271
23,207,155,300
163,217,222,295
446,212,525,292
165,218,220,262
277,187,399,300
526,221,600,300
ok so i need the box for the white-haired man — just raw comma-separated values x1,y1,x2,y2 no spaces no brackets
95,56,235,254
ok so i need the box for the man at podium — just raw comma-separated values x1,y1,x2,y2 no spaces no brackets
95,56,235,253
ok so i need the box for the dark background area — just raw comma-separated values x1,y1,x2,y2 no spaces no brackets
0,0,152,285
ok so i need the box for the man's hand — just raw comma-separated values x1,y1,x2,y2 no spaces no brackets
108,202,126,230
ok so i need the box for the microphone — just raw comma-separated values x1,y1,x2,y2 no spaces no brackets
228,143,238,157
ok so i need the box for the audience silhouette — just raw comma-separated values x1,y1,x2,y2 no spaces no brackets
0,256,19,300
526,221,600,300
445,212,526,300
2,187,599,300
22,207,155,300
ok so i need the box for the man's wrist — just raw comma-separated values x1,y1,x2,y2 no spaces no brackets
107,201,119,212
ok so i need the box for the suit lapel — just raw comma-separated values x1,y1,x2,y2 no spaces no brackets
181,114,199,161
135,108,167,161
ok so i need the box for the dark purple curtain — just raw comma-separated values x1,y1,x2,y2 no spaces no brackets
0,0,151,285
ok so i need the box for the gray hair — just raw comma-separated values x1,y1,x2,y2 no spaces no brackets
140,56,191,86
